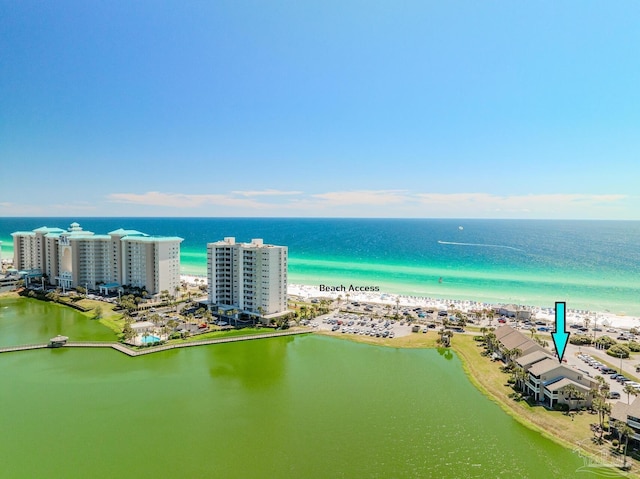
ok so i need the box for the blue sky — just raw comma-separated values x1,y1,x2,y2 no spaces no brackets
1,1,639,218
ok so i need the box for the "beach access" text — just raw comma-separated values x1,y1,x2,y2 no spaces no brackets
319,285,380,292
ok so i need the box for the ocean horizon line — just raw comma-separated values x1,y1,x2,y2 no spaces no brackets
1,216,639,222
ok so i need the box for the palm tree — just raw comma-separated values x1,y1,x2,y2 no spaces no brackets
532,334,549,348
591,397,610,441
512,365,527,391
623,383,638,404
486,309,495,327
438,329,453,347
485,332,497,352
502,347,522,365
562,384,586,411
613,420,635,468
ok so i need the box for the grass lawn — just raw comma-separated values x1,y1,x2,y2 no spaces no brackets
64,298,125,336
165,327,294,345
316,329,440,348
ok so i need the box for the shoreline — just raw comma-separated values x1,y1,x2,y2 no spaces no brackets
179,275,640,332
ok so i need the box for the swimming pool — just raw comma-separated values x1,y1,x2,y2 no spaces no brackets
141,335,161,344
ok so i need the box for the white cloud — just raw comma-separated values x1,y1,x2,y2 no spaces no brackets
414,193,629,217
107,191,269,209
310,190,410,206
231,189,303,197
0,201,97,216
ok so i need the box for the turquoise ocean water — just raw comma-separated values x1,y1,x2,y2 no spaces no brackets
1,218,639,315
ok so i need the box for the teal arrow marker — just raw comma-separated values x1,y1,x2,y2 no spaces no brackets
551,302,570,364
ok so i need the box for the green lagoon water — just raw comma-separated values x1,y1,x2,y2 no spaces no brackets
0,299,614,478
0,297,117,347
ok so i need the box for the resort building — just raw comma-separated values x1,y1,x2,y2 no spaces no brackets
493,304,532,320
207,237,288,323
11,222,182,295
494,325,595,408
12,226,66,273
611,398,640,441
494,324,545,358
524,358,595,408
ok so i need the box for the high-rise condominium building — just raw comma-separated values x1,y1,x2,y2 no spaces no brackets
207,237,287,320
12,222,182,295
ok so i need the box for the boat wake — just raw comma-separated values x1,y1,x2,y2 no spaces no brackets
437,240,524,252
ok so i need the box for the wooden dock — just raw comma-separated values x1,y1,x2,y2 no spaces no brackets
0,343,49,354
0,330,311,357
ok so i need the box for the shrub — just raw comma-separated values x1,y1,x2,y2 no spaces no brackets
473,336,485,342
569,336,593,346
612,439,619,448
595,336,616,349
553,403,570,412
607,344,631,359
626,341,640,352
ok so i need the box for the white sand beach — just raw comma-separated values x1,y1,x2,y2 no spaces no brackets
181,275,640,332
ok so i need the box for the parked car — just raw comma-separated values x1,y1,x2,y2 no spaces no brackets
609,391,621,399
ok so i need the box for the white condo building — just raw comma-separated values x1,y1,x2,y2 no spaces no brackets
207,237,288,321
12,222,182,295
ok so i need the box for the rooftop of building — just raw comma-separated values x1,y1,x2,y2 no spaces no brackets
544,377,591,393
611,401,632,423
516,350,551,368
108,228,146,236
529,358,565,376
208,237,285,248
11,223,182,243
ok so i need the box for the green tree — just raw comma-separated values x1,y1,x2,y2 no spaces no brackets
623,383,638,405
45,290,60,303
591,397,611,441
562,384,586,411
485,332,497,352
620,422,635,469
502,347,522,364
438,329,453,347
122,322,136,344
92,305,103,320
607,344,631,359
613,420,635,469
